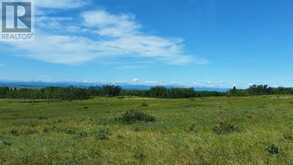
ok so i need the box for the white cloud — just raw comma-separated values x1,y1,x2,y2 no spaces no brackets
0,8,207,65
114,79,165,86
35,0,87,9
131,78,141,83
4,34,108,64
0,0,86,9
82,10,139,37
193,81,233,88
35,16,85,33
81,10,199,64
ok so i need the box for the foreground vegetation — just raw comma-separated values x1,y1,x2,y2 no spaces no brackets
1,96,293,164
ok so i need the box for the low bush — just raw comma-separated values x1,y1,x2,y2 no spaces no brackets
38,116,48,120
9,127,39,136
134,152,146,161
0,138,12,146
78,131,89,138
117,110,156,124
43,127,50,133
96,128,111,140
213,121,239,135
283,132,293,141
266,144,280,155
62,128,76,135
141,102,149,107
186,123,198,133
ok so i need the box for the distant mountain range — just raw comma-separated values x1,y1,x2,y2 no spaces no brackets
0,81,229,92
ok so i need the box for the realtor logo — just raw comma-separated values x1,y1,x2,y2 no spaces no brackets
1,2,32,32
0,1,33,40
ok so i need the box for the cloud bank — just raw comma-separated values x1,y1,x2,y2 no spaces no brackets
1,0,207,65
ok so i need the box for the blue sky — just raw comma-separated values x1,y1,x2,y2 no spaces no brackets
1,0,293,88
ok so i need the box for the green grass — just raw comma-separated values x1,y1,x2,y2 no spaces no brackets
0,96,293,164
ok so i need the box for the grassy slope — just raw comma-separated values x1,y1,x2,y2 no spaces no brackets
0,96,293,164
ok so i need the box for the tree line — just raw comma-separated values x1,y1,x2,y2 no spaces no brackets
0,85,224,100
0,84,292,100
0,87,90,100
228,85,293,96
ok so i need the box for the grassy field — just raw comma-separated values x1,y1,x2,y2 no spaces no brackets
0,96,293,164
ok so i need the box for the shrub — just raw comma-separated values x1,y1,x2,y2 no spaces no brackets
63,128,76,135
134,152,146,161
10,129,18,136
141,102,149,107
38,116,48,120
117,134,124,139
96,128,111,140
186,123,198,133
283,132,293,141
266,144,280,155
43,128,50,133
9,127,38,136
78,131,89,138
0,139,12,146
117,110,156,124
213,121,239,135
